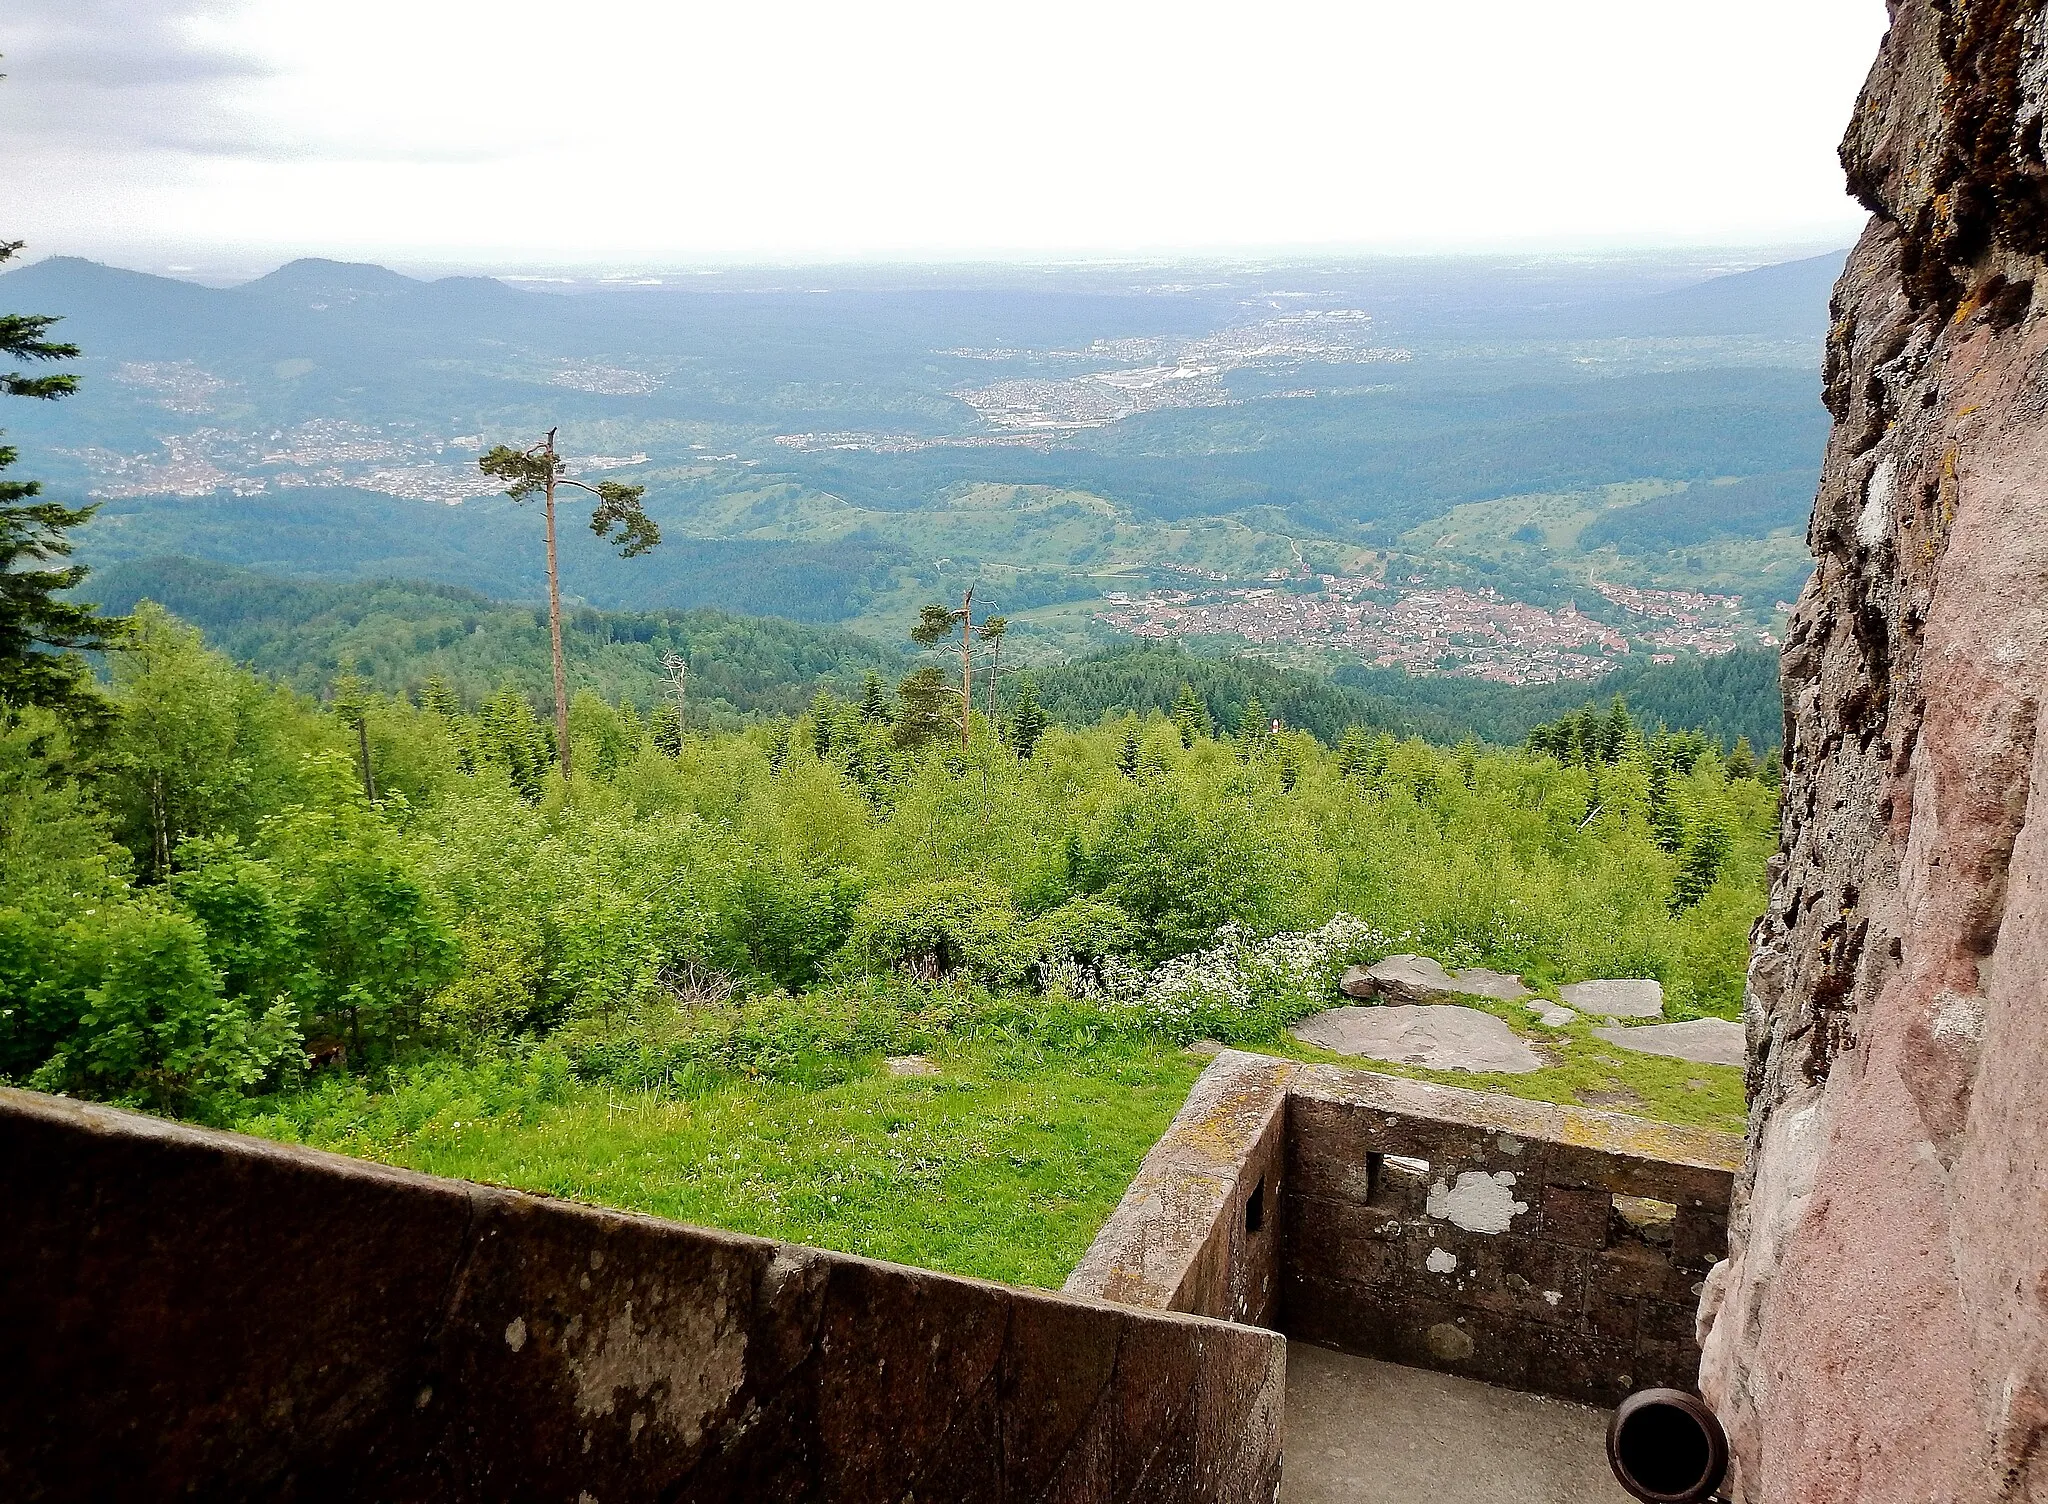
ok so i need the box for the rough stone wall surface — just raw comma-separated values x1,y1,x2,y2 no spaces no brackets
1698,5,2048,1500
1283,1068,1738,1408
0,1087,1285,1504
1065,1050,1295,1327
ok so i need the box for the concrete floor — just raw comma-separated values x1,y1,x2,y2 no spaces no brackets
1282,1342,1631,1504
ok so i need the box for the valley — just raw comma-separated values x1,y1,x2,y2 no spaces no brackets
3,248,1836,695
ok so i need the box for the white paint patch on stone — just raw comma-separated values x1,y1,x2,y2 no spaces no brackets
1426,1246,1459,1274
1426,1170,1529,1234
505,1316,527,1352
1858,457,1895,547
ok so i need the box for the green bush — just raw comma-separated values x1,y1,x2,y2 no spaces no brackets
843,880,1029,986
1087,783,1289,960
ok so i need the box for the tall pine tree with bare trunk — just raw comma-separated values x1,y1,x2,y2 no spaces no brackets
479,429,658,782
910,588,978,747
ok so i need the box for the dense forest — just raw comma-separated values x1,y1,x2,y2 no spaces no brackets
87,557,1786,750
2,597,1774,1124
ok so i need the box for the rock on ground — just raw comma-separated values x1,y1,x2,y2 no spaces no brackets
1592,1019,1744,1069
1338,954,1532,1004
1525,1001,1579,1029
1292,1005,1541,1074
1698,5,2048,1500
1557,979,1663,1019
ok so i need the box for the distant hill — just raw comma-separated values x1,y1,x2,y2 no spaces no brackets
76,486,908,622
89,556,910,722
1033,641,1783,752
87,558,1783,748
1632,252,1848,339
1331,648,1784,753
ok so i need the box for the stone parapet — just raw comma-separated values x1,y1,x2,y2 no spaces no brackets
1283,1067,1740,1408
1070,1054,1741,1411
0,1086,1285,1504
1065,1050,1297,1326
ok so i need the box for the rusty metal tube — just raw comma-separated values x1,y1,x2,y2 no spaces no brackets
1606,1388,1729,1504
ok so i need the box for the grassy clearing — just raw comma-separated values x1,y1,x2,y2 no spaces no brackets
234,981,1742,1295
240,1036,1203,1289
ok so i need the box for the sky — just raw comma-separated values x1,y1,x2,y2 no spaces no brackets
3,0,1891,271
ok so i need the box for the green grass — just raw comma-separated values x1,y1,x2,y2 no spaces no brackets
232,986,1742,1296
239,1036,1203,1289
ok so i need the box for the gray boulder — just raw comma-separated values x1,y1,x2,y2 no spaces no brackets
1559,979,1665,1019
1293,1004,1542,1074
1593,1018,1744,1069
1338,953,1532,1004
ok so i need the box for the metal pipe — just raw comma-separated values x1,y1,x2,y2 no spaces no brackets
1606,1387,1730,1504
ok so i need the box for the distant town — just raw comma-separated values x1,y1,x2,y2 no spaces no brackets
1095,574,1778,683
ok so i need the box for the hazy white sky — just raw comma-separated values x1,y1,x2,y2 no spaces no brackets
3,0,1889,268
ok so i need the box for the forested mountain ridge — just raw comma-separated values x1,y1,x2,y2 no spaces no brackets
87,556,1784,749
87,556,910,722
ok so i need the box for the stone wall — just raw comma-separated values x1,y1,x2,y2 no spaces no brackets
0,1086,1285,1504
1283,1066,1738,1408
1698,4,2048,1500
1068,1052,1740,1410
1065,1051,1295,1326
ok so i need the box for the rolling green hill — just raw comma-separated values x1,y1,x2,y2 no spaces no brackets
86,557,1782,749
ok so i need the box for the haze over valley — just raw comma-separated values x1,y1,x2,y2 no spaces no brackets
7,246,1836,697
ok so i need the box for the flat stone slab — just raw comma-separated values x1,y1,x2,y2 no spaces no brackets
1339,954,1532,1004
884,1054,939,1077
1525,1001,1579,1028
1593,1018,1745,1068
1559,979,1665,1019
1293,1005,1542,1074
1284,1342,1630,1504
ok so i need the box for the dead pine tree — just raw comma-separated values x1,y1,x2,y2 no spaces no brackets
978,615,1007,723
479,429,659,782
911,586,981,747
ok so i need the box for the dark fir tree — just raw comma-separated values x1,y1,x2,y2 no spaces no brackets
0,240,124,714
1648,759,1685,853
1171,682,1210,748
1671,819,1731,911
1336,725,1371,780
858,670,892,726
1117,725,1141,778
894,666,957,750
1008,675,1049,759
1235,696,1271,760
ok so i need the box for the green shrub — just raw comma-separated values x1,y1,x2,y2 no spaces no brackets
843,879,1028,986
